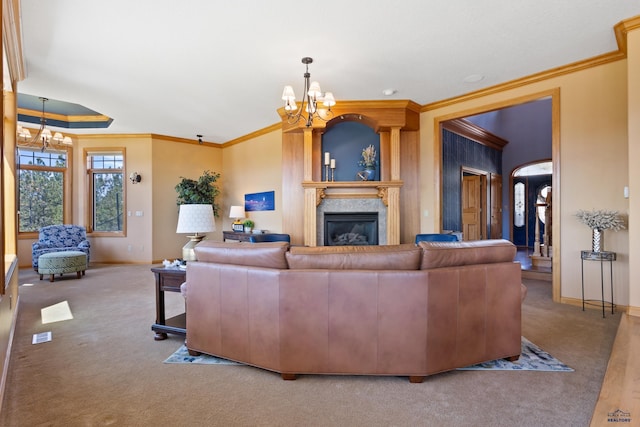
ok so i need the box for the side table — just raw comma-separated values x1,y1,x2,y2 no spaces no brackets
151,266,186,340
580,250,616,318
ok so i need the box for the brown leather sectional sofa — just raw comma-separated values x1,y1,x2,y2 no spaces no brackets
183,239,524,382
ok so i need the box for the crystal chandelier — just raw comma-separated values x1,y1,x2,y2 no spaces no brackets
282,57,336,127
17,97,72,151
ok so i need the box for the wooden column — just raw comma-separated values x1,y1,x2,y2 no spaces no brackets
303,128,316,246
390,127,401,181
386,187,401,244
303,128,313,182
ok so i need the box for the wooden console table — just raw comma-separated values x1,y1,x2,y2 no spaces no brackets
151,266,186,340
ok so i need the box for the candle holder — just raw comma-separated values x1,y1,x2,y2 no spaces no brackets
324,164,330,182
331,167,335,182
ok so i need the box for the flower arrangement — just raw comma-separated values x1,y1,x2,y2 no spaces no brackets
575,209,625,231
358,144,377,168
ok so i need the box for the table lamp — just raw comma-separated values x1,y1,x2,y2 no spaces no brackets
176,204,215,261
229,205,246,232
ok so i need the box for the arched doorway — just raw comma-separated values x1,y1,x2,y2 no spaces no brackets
511,160,552,276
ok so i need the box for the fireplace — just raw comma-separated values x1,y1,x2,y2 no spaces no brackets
324,212,379,246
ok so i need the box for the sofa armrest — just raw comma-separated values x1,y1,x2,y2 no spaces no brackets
32,241,54,250
78,240,90,250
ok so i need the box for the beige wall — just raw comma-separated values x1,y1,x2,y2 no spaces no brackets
420,59,632,308
221,130,284,233
628,27,640,315
151,137,222,261
17,134,222,266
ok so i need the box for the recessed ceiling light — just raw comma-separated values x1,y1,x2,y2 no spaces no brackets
382,88,397,96
463,74,485,83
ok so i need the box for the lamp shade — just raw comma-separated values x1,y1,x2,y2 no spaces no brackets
229,205,245,219
176,204,215,234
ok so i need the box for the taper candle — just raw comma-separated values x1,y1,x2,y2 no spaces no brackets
324,152,330,165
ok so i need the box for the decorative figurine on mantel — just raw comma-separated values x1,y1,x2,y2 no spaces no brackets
356,144,377,181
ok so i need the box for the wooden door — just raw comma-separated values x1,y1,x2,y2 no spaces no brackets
462,175,483,241
490,173,502,239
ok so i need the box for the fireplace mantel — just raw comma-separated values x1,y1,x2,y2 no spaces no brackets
280,100,420,246
302,181,404,206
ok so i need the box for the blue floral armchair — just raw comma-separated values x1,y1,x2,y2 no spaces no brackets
32,225,91,270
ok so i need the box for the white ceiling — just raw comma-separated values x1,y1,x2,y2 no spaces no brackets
16,0,640,144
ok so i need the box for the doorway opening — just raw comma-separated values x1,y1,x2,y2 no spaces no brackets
436,88,559,300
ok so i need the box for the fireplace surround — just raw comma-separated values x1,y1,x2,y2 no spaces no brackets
317,197,387,246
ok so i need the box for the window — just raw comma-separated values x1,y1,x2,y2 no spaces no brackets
17,147,71,234
514,182,525,228
86,149,125,235
536,185,551,224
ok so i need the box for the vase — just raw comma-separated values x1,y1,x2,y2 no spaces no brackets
363,165,376,181
592,228,603,252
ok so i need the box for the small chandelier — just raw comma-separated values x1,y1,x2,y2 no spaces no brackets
282,57,336,127
17,97,72,152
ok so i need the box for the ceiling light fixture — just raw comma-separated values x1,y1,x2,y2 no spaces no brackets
17,97,72,152
282,57,336,127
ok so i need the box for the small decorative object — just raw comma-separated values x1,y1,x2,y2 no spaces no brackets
357,144,377,181
324,152,331,182
330,158,336,182
575,209,625,252
243,219,254,233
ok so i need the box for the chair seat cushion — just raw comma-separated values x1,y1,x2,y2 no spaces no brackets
38,251,87,275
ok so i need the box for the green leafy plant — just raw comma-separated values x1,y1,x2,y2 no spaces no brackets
243,219,254,228
175,170,221,216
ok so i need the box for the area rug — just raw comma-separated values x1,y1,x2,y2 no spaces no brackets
164,337,573,371
164,346,242,365
458,337,573,371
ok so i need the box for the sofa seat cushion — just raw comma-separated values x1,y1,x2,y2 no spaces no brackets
286,244,421,270
419,239,516,269
194,241,289,269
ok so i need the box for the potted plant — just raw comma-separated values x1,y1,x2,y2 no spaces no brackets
243,219,255,233
175,170,221,214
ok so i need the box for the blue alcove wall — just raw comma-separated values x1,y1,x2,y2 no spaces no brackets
322,122,380,181
442,129,502,232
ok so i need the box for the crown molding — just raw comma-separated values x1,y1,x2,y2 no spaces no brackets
442,118,508,150
422,15,640,113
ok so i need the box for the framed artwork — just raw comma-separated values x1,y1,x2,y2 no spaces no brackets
244,191,275,212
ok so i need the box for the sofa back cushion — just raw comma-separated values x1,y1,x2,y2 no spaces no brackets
194,241,289,269
418,239,516,269
286,244,421,270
